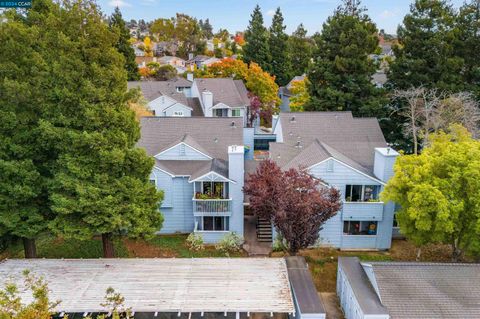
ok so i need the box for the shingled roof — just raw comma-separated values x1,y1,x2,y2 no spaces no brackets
270,112,387,176
128,77,192,104
138,117,243,161
368,260,480,318
194,78,250,108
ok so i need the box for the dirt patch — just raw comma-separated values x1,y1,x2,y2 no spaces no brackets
320,292,344,319
123,239,177,258
389,239,460,262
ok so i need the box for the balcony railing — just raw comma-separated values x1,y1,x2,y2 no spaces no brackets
192,199,232,216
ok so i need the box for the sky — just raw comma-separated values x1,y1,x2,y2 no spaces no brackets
98,0,467,35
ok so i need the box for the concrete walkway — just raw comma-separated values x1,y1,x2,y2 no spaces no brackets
243,215,272,256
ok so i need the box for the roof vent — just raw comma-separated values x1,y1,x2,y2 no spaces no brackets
290,116,296,123
295,141,302,149
334,114,339,119
214,137,219,143
231,121,236,128
289,131,293,136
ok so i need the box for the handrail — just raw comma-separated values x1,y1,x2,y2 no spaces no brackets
192,198,232,213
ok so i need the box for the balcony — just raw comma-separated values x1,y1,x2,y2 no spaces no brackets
342,201,384,221
192,198,232,216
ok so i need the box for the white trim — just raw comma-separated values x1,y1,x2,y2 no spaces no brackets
189,171,236,184
210,102,231,110
154,142,212,160
153,166,175,177
163,102,193,112
307,157,386,185
148,94,177,107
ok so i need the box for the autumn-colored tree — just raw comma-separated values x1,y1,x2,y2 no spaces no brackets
382,125,480,261
247,93,261,128
244,160,341,255
197,58,280,124
289,78,311,112
143,36,153,57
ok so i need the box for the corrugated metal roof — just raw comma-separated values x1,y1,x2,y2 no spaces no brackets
0,258,295,314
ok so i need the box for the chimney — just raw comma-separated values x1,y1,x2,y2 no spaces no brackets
202,90,213,116
186,73,194,82
228,145,245,236
188,53,194,60
373,147,400,182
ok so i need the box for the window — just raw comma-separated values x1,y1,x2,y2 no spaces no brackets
173,111,184,117
343,221,377,235
231,109,241,117
215,109,225,117
327,160,334,172
176,87,184,93
202,216,229,231
149,179,156,186
345,185,380,202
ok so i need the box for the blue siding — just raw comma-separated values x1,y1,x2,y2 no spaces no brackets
309,160,394,250
156,143,210,160
243,127,254,160
158,177,195,234
152,168,173,207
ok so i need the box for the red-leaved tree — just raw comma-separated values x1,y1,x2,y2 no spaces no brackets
244,160,341,255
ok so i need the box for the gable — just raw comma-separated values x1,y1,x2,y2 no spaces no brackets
149,95,177,110
163,103,193,117
155,142,211,161
308,158,384,186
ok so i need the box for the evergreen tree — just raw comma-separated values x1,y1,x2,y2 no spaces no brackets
0,0,163,258
389,0,463,92
457,0,480,98
109,7,139,81
268,7,292,86
201,18,214,39
288,24,314,76
305,0,385,117
243,5,271,72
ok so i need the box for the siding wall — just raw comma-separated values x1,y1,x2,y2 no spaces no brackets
243,127,255,160
337,267,366,319
309,160,394,250
164,103,192,117
156,176,195,234
155,143,210,161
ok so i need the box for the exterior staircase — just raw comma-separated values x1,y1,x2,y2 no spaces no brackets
257,217,273,242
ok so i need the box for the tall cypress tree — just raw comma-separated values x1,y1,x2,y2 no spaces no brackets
243,5,271,72
388,0,462,92
109,7,139,81
305,0,385,117
268,7,292,86
288,24,314,76
457,0,480,98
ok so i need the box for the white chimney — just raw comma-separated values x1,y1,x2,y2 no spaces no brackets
202,90,213,116
228,145,245,236
187,73,194,82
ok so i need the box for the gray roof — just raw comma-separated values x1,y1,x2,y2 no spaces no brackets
370,261,480,319
187,97,204,116
286,257,326,315
128,77,192,104
270,112,387,176
138,117,243,162
155,159,229,181
338,257,388,316
194,78,250,108
280,75,306,97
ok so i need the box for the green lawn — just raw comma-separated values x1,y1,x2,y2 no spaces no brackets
0,234,246,260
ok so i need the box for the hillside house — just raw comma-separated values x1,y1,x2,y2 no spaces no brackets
337,257,480,319
137,117,246,243
269,112,399,250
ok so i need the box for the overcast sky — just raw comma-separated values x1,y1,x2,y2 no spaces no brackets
97,0,467,35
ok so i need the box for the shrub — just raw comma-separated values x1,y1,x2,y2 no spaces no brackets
186,233,205,251
215,232,243,253
272,233,287,252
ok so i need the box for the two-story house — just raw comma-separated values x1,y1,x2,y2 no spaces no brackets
269,112,399,250
137,117,245,243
